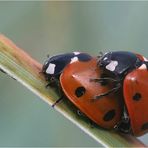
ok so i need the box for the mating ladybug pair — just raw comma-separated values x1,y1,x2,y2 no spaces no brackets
42,51,148,136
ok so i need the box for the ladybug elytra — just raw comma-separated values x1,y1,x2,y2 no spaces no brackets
60,58,123,129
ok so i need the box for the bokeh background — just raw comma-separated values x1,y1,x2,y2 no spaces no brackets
0,1,148,147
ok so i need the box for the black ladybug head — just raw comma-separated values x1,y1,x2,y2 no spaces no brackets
42,54,72,81
42,59,49,74
98,52,112,68
42,57,55,81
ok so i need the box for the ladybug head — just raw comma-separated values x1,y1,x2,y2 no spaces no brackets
42,59,49,74
42,57,57,81
98,52,112,68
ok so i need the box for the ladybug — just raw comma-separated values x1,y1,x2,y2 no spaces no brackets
42,52,92,103
123,64,148,136
60,57,123,129
98,51,143,79
42,52,92,83
97,51,148,136
42,52,123,130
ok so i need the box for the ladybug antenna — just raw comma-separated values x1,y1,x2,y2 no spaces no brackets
99,51,103,56
97,51,104,62
108,49,111,52
97,51,103,59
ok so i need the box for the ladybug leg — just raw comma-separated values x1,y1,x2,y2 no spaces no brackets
44,76,64,107
51,95,64,108
90,77,119,83
114,106,131,134
77,110,84,116
49,78,64,107
88,120,95,128
45,77,55,87
94,83,121,99
47,78,64,99
45,77,58,88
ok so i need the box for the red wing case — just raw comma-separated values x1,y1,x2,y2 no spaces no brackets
60,58,123,129
124,68,148,136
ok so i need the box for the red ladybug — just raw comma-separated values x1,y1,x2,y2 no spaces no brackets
60,58,123,129
98,51,148,136
42,52,92,83
124,64,148,136
42,54,123,130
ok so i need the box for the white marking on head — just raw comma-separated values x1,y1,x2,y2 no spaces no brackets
103,57,108,61
138,64,147,70
46,63,56,74
70,57,79,63
73,52,80,55
106,60,118,71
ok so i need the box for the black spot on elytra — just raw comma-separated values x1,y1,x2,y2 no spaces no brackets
103,109,116,121
75,87,86,97
133,93,142,101
141,122,148,130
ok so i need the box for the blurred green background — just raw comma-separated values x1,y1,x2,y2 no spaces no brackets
0,1,148,147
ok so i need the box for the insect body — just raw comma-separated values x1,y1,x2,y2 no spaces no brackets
42,53,123,130
60,58,123,129
123,62,148,136
42,51,148,136
42,52,92,81
98,51,143,79
98,51,148,136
